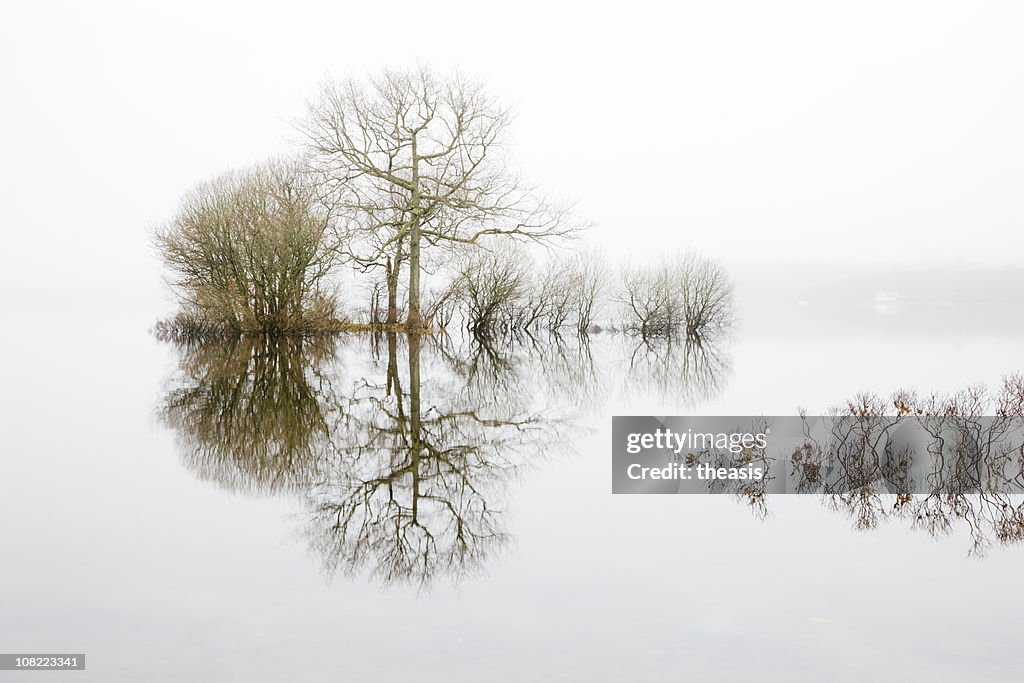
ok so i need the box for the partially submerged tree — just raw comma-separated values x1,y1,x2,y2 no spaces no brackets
300,66,574,330
620,261,682,338
619,252,734,340
155,157,344,337
437,244,609,338
450,243,532,336
680,253,735,339
568,249,609,335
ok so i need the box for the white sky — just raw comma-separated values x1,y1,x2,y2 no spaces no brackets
2,0,1023,304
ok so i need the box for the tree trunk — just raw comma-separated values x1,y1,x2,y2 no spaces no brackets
385,256,399,325
408,223,421,329
407,136,422,330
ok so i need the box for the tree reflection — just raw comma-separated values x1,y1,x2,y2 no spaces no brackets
622,335,731,407
157,336,338,495
158,331,570,588
820,490,1024,556
306,332,555,588
789,388,1024,556
715,382,1024,556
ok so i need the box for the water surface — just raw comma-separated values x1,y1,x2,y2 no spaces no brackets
2,290,1023,681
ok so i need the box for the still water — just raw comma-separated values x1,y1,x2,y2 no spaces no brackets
2,288,1023,681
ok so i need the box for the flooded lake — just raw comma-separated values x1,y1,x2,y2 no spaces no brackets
3,281,1023,682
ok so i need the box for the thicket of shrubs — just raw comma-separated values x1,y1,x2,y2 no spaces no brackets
154,158,346,339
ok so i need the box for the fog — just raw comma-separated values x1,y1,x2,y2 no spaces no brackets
3,0,1023,310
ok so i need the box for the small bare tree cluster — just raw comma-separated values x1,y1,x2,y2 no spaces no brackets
155,158,344,337
451,247,533,335
825,375,1024,419
444,246,609,337
526,251,608,334
619,252,734,340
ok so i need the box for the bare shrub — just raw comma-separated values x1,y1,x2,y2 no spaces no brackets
154,157,343,337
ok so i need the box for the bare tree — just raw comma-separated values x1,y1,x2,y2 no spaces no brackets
680,252,734,338
154,157,343,337
569,249,609,335
423,284,458,330
619,260,684,338
536,256,576,331
451,244,532,336
523,250,608,334
300,66,574,330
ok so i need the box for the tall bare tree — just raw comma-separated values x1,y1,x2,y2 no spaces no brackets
300,66,573,330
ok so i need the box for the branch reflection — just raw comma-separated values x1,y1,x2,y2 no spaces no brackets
719,383,1024,556
622,335,732,407
158,336,338,495
158,331,581,588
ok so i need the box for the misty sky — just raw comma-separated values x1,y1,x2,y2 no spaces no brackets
3,0,1022,305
